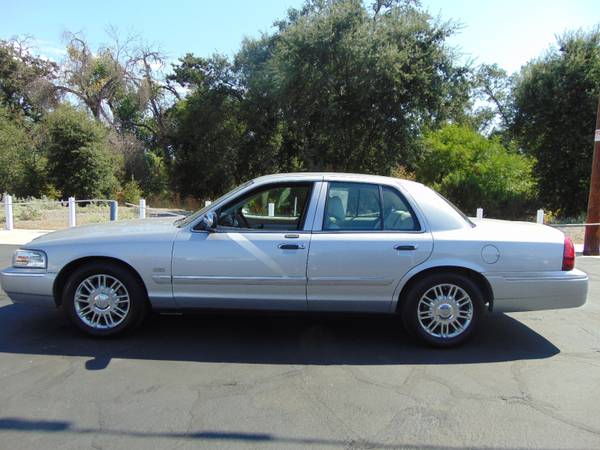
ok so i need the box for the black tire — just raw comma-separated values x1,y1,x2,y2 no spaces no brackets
61,262,148,337
401,272,484,348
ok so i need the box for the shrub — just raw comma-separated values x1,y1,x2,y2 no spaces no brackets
120,179,143,204
17,205,42,221
415,124,537,219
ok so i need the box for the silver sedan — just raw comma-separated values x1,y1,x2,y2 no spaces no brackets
0,173,588,347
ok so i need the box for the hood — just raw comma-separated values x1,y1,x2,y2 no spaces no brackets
25,218,180,247
469,218,564,244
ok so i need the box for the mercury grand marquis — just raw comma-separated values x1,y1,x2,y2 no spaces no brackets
0,173,588,347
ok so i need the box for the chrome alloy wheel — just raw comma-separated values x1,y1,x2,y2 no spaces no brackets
417,283,473,339
74,274,130,329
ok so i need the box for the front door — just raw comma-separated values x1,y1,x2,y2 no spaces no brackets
307,181,433,312
171,182,314,310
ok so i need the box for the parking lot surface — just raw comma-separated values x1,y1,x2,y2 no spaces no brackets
0,244,599,450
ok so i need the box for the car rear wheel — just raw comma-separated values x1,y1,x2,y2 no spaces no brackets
61,262,148,337
401,273,484,347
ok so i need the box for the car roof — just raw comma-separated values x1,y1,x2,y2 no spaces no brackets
251,172,423,188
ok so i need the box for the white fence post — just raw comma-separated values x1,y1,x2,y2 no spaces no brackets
268,202,275,217
4,194,13,230
536,209,544,224
476,208,483,219
139,198,146,219
68,197,76,227
204,200,212,207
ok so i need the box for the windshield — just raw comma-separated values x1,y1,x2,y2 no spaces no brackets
175,180,254,227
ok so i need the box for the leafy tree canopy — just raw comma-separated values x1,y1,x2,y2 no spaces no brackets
415,124,536,219
166,0,470,198
511,27,600,217
43,104,119,199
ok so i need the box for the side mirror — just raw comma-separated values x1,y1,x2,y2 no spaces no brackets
197,212,218,232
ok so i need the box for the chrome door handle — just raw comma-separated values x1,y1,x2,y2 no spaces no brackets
278,243,305,250
394,244,417,251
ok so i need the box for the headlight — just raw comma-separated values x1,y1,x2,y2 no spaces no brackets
13,250,47,268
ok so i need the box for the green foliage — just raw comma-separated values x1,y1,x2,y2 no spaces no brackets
469,64,515,135
511,27,600,217
166,0,470,199
120,178,143,204
0,39,58,118
141,150,169,195
167,73,244,198
0,106,31,193
43,105,119,199
264,0,469,173
0,105,49,196
415,124,537,219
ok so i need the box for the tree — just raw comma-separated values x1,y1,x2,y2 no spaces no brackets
0,106,36,195
167,55,245,198
511,27,600,217
0,38,58,119
471,64,515,135
415,124,536,219
265,0,469,173
43,105,119,199
51,32,179,197
166,0,471,200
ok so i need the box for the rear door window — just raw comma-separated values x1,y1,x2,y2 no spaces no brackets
323,182,419,231
323,182,382,230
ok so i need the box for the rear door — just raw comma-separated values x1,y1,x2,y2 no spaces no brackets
306,181,433,312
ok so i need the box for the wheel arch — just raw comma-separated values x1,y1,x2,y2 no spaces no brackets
53,256,149,308
396,265,494,312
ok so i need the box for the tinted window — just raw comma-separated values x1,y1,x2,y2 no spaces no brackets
218,183,311,231
324,182,381,230
382,186,419,231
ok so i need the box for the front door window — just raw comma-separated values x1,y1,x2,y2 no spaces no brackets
218,183,311,231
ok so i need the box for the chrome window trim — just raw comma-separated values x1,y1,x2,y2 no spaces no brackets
199,228,313,235
311,229,427,235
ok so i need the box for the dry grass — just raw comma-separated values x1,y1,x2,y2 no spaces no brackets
0,201,140,230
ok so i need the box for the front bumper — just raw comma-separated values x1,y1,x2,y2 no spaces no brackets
0,267,57,307
486,269,588,312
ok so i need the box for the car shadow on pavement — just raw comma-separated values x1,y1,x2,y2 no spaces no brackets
0,303,559,369
0,417,571,450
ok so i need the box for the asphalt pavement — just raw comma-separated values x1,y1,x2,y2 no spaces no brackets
0,244,599,450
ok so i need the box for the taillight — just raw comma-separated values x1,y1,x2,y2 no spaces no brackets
562,236,575,271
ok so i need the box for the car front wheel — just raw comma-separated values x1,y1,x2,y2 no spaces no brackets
61,262,148,337
401,273,484,347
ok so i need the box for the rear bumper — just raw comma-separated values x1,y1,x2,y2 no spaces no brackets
486,269,588,312
0,267,56,307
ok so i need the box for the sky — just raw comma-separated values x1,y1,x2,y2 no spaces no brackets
1,0,599,74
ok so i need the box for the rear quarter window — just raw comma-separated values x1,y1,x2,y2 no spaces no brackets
400,182,472,231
